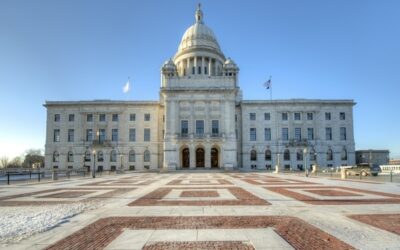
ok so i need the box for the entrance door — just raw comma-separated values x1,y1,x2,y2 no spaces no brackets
182,148,190,168
211,148,219,168
196,148,205,168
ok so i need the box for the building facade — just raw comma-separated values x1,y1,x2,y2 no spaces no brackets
44,6,356,171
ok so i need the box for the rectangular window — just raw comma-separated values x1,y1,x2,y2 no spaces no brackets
196,120,204,135
144,113,150,121
212,120,219,136
99,129,106,142
264,112,270,120
181,120,188,136
198,66,201,74
144,128,151,141
204,66,208,75
325,112,331,120
68,114,75,122
250,128,256,141
307,113,313,120
235,114,237,122
295,127,301,141
130,113,136,121
87,114,93,122
192,66,195,74
53,129,60,142
129,128,136,142
68,129,74,142
326,127,332,140
86,129,93,141
250,113,256,120
264,128,271,141
282,128,289,140
282,113,288,121
340,127,347,140
112,114,118,122
99,114,106,122
294,112,301,121
340,112,346,120
111,129,118,142
54,114,60,122
307,128,314,140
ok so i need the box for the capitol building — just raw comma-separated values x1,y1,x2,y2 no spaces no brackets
44,6,356,171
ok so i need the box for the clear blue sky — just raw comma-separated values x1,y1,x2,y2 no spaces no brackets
0,0,399,159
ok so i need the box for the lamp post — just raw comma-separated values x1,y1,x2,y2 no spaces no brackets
92,149,96,178
303,147,308,177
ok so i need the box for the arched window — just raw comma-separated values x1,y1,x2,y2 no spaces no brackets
297,149,303,161
97,151,104,162
265,150,271,161
341,148,347,161
144,150,150,162
53,151,59,162
284,149,290,161
84,150,91,161
129,150,136,162
110,150,117,162
309,149,316,161
327,149,333,161
250,150,257,161
67,151,73,162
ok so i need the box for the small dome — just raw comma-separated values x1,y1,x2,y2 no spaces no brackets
162,59,176,70
224,58,238,69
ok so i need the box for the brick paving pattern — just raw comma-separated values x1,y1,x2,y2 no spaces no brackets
166,179,233,185
303,189,363,197
348,214,400,235
142,241,255,250
38,191,95,198
180,190,220,197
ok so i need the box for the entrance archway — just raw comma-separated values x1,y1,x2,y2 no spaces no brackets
182,148,189,168
211,148,219,168
196,148,205,168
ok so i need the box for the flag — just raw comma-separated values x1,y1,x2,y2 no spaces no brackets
264,78,271,89
123,80,130,93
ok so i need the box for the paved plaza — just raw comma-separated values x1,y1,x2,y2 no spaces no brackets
1,171,400,249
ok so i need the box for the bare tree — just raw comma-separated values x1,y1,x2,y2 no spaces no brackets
9,156,23,168
0,156,9,168
23,149,44,168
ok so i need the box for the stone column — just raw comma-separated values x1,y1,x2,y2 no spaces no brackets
193,57,197,75
205,144,211,168
201,57,205,75
208,58,212,76
189,144,195,169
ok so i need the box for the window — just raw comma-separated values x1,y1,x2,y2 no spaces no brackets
99,114,106,122
307,113,313,120
325,112,331,120
325,127,332,140
340,112,346,120
250,150,257,161
87,114,93,122
144,128,151,141
144,113,150,121
340,127,347,140
282,113,288,121
54,114,60,122
264,113,270,120
84,150,91,161
198,66,201,74
99,129,106,142
144,150,150,162
294,112,301,121
211,120,219,136
310,149,316,161
129,150,136,162
295,128,301,141
53,129,60,142
196,120,204,135
68,114,75,122
97,151,104,162
297,150,303,161
67,151,73,162
111,129,118,142
264,128,271,141
192,66,195,75
129,128,136,142
307,128,314,140
282,128,289,141
250,128,256,141
327,149,333,161
284,149,290,161
250,113,256,120
86,129,93,142
68,129,74,142
181,120,188,136
110,150,117,162
265,150,272,161
204,66,208,75
130,113,136,121
53,151,59,162
341,148,347,161
235,114,237,122
112,114,118,122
